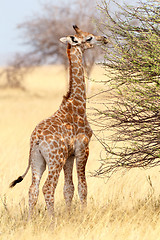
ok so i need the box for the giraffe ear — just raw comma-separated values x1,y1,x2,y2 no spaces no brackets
59,37,68,44
60,36,79,46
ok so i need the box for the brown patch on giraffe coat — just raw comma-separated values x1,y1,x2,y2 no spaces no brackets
73,99,81,106
78,107,85,115
83,136,89,146
49,126,55,133
85,126,93,138
75,88,81,95
55,155,59,160
50,144,54,149
53,141,58,148
40,135,46,140
77,95,84,102
65,113,72,122
73,63,79,68
73,114,78,122
77,69,83,77
73,76,81,84
80,84,85,92
73,106,77,113
43,130,52,135
66,123,73,130
55,163,60,169
54,133,62,140
72,68,78,75
46,119,51,124
85,148,89,159
38,122,44,127
52,118,61,124
68,132,72,137
45,135,53,143
78,118,85,127
77,128,84,134
67,102,73,113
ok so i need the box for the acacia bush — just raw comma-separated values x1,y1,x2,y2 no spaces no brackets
93,0,160,177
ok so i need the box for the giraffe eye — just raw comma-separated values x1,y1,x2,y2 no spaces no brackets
86,37,93,42
70,36,78,43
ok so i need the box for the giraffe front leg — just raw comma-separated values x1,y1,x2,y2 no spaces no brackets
76,147,89,208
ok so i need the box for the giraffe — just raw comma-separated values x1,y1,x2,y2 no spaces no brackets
10,25,108,218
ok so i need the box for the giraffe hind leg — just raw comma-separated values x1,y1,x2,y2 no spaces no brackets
28,147,46,220
63,155,75,209
42,158,65,217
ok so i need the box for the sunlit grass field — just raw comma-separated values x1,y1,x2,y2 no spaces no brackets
1,65,160,240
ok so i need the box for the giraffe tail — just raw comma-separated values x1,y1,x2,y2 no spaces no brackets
9,156,31,188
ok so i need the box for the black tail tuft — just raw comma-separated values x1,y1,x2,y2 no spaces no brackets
9,176,23,188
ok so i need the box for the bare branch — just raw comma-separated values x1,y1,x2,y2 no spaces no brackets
92,0,160,177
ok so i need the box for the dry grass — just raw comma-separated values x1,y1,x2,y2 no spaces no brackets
0,65,160,240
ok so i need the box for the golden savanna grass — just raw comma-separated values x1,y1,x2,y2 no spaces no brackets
1,65,160,240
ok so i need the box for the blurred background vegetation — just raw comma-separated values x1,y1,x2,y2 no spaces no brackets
0,0,104,89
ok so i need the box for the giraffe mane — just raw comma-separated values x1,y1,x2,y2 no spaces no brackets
62,43,73,103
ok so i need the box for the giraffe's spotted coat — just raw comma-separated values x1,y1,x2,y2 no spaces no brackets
10,26,108,219
28,41,93,218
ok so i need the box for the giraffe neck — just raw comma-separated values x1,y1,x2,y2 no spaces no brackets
65,44,86,106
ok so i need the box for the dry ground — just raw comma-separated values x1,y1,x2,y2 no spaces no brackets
0,65,160,240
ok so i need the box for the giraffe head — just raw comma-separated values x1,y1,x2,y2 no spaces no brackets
60,25,108,51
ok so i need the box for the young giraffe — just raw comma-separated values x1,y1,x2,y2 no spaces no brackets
10,25,108,218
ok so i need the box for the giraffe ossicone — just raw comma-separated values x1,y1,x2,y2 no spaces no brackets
10,25,108,218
